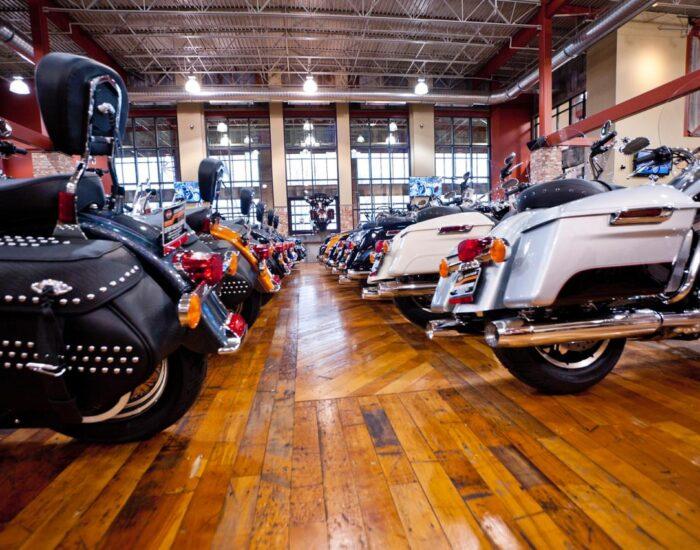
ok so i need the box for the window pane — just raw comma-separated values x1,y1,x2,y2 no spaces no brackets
435,117,452,146
434,115,490,195
453,118,470,145
472,118,489,145
134,118,157,148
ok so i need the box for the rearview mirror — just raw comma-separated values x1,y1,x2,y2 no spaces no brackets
0,119,11,139
504,152,516,166
240,188,253,216
601,120,612,137
621,137,650,156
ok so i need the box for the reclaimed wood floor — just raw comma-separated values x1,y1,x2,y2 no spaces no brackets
1,263,700,549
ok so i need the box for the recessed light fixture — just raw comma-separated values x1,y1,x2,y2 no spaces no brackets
303,75,318,94
414,77,429,96
185,75,201,94
216,121,227,133
9,76,29,95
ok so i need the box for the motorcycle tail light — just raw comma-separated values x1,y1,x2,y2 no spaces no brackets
253,244,271,260
200,216,212,233
347,241,355,250
449,295,474,305
227,313,248,338
274,243,285,253
490,238,509,263
374,240,385,254
457,238,492,263
175,251,224,285
369,253,376,264
272,274,281,285
439,258,449,278
58,191,77,223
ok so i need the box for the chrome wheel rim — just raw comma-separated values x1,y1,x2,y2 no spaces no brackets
113,359,169,420
535,340,610,370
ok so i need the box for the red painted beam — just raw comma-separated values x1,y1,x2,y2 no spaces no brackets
28,0,50,62
547,68,700,145
538,9,553,137
5,119,52,150
43,2,127,81
475,0,569,79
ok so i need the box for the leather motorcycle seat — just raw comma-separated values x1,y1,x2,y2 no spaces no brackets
516,178,609,212
0,172,105,236
415,205,461,222
186,206,211,233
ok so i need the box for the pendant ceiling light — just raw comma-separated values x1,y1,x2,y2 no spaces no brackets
303,75,318,94
9,76,29,95
414,78,429,96
216,121,227,133
185,75,201,94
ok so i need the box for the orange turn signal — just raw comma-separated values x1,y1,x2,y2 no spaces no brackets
184,294,202,329
490,238,508,263
369,252,376,264
382,241,390,254
227,252,239,275
439,258,449,278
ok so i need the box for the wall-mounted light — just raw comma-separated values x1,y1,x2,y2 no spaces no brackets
414,78,429,96
9,76,29,95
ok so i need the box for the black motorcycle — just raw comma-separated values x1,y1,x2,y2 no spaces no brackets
0,53,244,443
305,192,335,232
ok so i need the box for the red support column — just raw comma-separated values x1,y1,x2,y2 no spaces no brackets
27,0,50,62
538,9,553,138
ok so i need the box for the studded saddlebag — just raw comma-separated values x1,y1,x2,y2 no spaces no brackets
0,237,183,425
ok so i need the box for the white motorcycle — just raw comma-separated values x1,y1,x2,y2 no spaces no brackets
361,169,517,327
429,130,700,393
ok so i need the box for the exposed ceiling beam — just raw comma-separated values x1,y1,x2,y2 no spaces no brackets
475,0,570,79
43,7,541,30
41,0,127,79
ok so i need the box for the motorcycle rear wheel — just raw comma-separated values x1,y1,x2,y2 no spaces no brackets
55,347,207,443
493,338,626,394
393,296,449,328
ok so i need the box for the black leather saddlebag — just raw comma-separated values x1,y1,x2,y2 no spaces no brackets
0,238,182,423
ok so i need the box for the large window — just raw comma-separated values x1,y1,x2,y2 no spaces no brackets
532,92,587,139
114,116,179,204
284,115,339,233
205,115,273,220
351,116,410,222
435,115,490,198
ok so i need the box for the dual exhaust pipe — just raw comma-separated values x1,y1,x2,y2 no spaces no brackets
427,309,700,347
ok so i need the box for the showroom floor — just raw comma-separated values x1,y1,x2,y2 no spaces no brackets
1,264,700,548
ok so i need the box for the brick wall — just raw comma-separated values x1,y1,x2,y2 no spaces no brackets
339,205,353,231
31,152,74,177
529,147,563,184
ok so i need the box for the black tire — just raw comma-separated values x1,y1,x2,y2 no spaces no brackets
393,295,449,328
241,289,263,326
493,339,626,394
55,347,207,443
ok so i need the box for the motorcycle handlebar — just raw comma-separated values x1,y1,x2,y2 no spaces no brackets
0,140,27,156
591,130,617,155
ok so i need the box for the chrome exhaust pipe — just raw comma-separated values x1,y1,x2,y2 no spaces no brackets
426,319,467,339
347,269,370,280
485,309,700,348
338,274,355,285
361,286,389,301
377,280,437,298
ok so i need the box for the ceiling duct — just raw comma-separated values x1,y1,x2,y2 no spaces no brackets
129,0,655,106
0,20,34,64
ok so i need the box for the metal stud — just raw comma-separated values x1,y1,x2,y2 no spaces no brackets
31,297,39,304
1,341,7,347
119,357,127,364
3,363,9,368
107,357,114,364
4,295,12,302
18,295,26,303
88,346,95,352
20,353,27,359
71,298,81,305
99,286,107,292
101,367,108,374
126,368,133,374
76,345,83,351
8,352,15,358
59,299,67,305
125,346,133,352
82,356,89,362
109,281,117,287
89,367,96,373
14,341,20,347
27,342,34,349
119,277,125,283
87,293,95,300
95,356,101,363
78,366,84,372
114,368,121,374
131,357,139,363
113,346,121,352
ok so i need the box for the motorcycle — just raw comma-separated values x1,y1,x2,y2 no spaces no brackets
0,119,28,180
0,53,246,443
361,179,495,326
305,192,335,232
428,124,700,394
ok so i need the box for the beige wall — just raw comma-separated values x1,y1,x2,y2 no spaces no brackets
409,104,435,177
335,103,353,207
176,103,207,181
269,102,288,208
586,15,698,183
